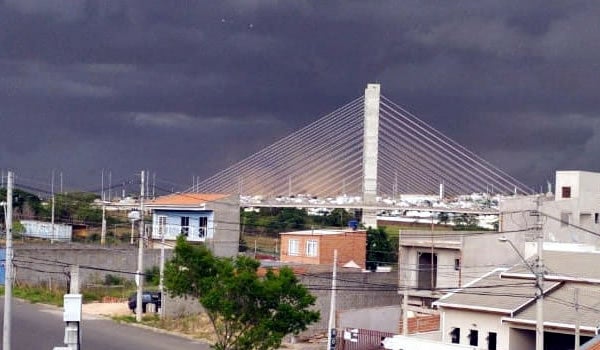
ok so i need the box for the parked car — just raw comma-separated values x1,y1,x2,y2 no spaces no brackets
128,291,161,313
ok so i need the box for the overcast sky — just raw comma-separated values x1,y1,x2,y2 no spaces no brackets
2,1,600,194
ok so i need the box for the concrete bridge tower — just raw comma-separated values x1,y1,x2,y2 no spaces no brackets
362,84,380,228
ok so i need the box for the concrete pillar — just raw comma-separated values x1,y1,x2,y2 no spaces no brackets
362,83,380,228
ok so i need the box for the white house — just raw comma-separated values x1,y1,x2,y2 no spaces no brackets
434,249,600,350
500,170,600,246
145,193,240,257
399,229,525,308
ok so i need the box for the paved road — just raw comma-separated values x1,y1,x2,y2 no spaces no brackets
0,298,209,350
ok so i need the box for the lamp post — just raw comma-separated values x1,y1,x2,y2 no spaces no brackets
499,236,543,350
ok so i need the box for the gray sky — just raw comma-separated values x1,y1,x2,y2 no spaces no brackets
2,0,600,194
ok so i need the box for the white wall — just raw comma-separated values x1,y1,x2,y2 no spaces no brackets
500,171,600,246
442,308,509,349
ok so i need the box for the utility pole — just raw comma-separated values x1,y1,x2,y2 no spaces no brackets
399,229,408,336
535,195,544,350
51,170,56,243
101,204,107,245
159,225,165,319
66,265,81,350
152,172,156,199
327,249,338,350
101,169,104,202
3,171,13,350
136,170,145,322
575,287,580,350
108,171,112,202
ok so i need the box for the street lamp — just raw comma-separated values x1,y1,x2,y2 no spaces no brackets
498,236,543,350
128,210,140,245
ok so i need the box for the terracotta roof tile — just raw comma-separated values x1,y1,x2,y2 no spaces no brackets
147,193,229,206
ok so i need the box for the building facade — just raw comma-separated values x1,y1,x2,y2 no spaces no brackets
279,229,367,269
500,170,600,246
146,193,240,257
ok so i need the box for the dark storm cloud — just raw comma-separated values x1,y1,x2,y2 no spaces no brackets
2,0,600,192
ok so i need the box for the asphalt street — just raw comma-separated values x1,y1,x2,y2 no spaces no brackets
0,297,209,350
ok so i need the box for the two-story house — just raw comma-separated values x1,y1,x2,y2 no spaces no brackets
500,170,600,246
434,249,600,350
279,229,367,269
146,193,240,257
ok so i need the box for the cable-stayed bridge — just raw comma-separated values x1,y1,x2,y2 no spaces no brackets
190,84,532,226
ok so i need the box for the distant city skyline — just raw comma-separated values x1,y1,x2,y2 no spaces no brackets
2,1,600,191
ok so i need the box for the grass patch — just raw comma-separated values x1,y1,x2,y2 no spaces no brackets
0,285,65,306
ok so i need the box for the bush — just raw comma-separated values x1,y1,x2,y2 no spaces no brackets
145,266,160,286
104,274,127,286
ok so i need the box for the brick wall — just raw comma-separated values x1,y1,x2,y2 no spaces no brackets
398,314,441,334
280,230,367,269
279,235,321,265
319,231,366,268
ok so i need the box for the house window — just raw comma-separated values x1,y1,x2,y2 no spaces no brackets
595,213,599,224
198,217,208,238
288,239,300,256
560,212,570,227
450,328,460,344
454,258,461,271
417,252,437,290
469,330,478,346
488,332,497,350
158,216,167,237
562,186,571,198
306,240,318,257
181,216,190,236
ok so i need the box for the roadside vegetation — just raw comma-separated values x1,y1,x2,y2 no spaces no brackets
164,236,320,350
0,285,64,305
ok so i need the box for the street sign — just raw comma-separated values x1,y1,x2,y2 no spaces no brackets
330,328,337,350
0,249,5,285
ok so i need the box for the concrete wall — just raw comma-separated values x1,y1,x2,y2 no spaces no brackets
206,195,240,257
20,220,72,242
508,328,535,350
12,243,171,288
402,245,460,292
301,270,401,336
338,305,401,333
400,230,524,294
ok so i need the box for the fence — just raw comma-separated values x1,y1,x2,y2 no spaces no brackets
340,328,395,350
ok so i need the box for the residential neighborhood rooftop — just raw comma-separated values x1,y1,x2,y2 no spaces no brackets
434,268,559,314
279,229,365,236
147,193,230,207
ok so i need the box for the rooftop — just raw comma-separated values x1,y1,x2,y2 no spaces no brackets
279,229,366,236
146,193,230,207
434,269,559,314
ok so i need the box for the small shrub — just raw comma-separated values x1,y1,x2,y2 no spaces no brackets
104,274,126,286
144,266,160,286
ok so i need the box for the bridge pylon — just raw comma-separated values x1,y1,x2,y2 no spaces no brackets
362,83,380,229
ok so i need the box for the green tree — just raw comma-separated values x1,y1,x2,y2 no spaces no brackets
164,237,320,350
452,213,480,231
366,227,397,271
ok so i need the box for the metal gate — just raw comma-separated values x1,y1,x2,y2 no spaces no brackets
340,328,395,350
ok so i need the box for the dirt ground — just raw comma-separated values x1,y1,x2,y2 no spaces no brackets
82,302,131,317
